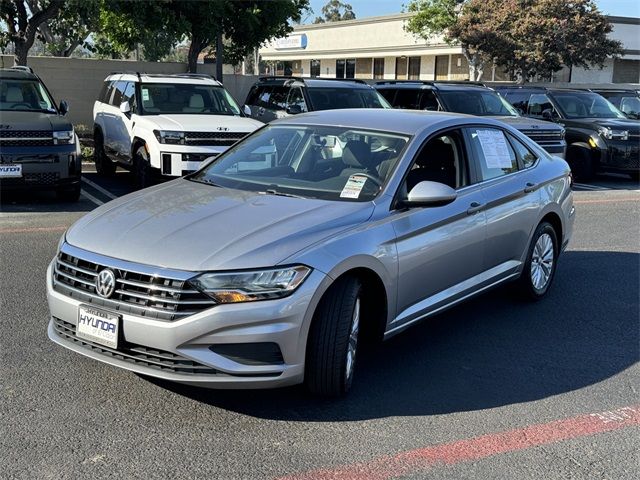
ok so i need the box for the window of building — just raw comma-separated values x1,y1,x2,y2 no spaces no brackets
336,59,345,78
373,58,385,79
345,59,356,79
435,55,449,80
310,59,321,78
356,58,372,79
613,59,640,83
395,57,408,80
408,57,421,80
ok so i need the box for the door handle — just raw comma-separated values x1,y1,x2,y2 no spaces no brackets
524,182,537,193
467,201,484,215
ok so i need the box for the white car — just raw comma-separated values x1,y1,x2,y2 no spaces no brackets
92,73,263,187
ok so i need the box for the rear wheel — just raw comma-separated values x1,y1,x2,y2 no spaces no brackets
566,144,595,182
134,145,154,189
305,276,362,397
94,130,116,176
517,222,558,301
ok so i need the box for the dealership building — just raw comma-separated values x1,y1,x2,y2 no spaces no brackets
259,13,640,84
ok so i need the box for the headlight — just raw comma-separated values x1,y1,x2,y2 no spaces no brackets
154,130,185,145
189,266,311,304
53,129,74,145
598,127,629,141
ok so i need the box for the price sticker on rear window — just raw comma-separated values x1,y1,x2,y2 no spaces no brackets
142,88,150,101
340,174,368,199
476,129,512,169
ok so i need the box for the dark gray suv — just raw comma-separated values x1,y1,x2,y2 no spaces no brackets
0,67,81,201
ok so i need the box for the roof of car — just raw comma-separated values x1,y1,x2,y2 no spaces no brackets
104,72,222,85
257,76,374,89
592,88,639,94
270,108,503,136
495,86,588,94
0,68,39,80
374,80,490,91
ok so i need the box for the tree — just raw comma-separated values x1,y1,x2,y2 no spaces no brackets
405,0,623,83
313,0,355,23
28,0,101,57
494,0,623,83
0,0,64,65
405,0,498,81
98,1,308,77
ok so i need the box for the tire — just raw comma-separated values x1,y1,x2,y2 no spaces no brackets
305,276,363,397
566,144,595,182
134,145,154,189
94,130,116,176
517,222,559,301
56,184,81,202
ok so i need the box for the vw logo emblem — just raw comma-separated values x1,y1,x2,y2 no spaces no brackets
95,269,116,298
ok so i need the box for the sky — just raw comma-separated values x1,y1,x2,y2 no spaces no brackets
305,0,640,23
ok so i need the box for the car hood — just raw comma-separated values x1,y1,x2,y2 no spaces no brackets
0,111,72,131
489,115,564,131
65,179,374,272
145,114,263,132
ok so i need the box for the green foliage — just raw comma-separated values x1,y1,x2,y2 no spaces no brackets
404,0,462,42
313,0,355,23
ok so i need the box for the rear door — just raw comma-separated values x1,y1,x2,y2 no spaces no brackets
466,126,541,274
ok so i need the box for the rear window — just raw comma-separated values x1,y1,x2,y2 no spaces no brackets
307,87,390,110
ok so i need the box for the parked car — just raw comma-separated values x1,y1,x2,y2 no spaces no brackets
93,72,263,188
375,81,567,159
590,88,640,120
0,66,81,201
243,76,391,122
48,109,574,396
496,86,640,181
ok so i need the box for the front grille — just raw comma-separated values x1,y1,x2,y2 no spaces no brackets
0,130,54,146
606,143,640,169
52,251,216,321
0,172,59,186
183,131,248,146
519,129,564,145
53,318,219,375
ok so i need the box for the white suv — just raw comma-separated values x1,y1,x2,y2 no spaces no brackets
93,73,263,187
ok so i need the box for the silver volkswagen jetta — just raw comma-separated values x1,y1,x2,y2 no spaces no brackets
47,109,575,396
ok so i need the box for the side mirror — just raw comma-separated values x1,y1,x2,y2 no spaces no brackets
243,105,252,116
403,181,457,207
120,101,131,114
59,100,69,115
542,108,558,121
286,104,302,115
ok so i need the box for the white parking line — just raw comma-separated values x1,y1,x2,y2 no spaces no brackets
81,190,104,206
81,177,118,200
573,183,612,191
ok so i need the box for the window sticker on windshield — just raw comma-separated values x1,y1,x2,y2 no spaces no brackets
340,175,367,199
142,88,150,101
476,129,512,169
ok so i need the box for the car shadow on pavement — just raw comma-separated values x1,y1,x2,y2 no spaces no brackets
0,190,96,213
147,250,639,421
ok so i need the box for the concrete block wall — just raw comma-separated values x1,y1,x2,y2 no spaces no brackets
0,55,257,128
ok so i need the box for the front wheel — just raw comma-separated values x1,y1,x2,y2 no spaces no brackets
134,145,154,189
566,144,595,182
305,276,362,397
517,222,559,301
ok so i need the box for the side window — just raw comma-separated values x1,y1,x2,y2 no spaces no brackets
507,133,538,168
393,89,422,109
123,82,136,111
98,81,111,103
102,81,115,104
377,89,396,105
245,85,263,106
286,87,307,112
528,94,554,118
111,81,126,107
419,90,440,111
267,86,289,111
467,127,518,181
503,91,529,114
404,129,469,192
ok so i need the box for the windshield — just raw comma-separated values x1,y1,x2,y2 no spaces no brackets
551,91,626,119
190,125,409,202
618,96,640,118
438,90,519,116
139,83,241,116
307,87,391,110
0,79,56,113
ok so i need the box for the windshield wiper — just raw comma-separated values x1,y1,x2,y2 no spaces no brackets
260,188,306,199
189,176,221,187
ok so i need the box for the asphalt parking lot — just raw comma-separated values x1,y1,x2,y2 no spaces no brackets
1,166,638,480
